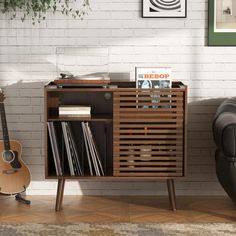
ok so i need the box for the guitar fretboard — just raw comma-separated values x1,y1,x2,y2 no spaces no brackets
0,103,10,151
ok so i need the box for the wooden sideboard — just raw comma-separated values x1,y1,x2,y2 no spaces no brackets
44,81,187,211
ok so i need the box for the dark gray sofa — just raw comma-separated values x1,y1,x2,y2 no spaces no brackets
213,97,236,201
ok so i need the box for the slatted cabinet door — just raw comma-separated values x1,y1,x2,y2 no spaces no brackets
113,88,186,177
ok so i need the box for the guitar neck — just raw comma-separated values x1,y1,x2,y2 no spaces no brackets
0,102,10,150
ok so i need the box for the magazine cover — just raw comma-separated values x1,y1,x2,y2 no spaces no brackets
136,67,172,89
136,67,172,108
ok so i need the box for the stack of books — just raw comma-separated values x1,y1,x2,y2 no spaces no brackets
59,105,91,117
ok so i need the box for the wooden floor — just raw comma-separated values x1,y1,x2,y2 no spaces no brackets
0,195,236,223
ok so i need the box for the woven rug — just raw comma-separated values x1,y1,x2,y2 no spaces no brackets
0,223,236,236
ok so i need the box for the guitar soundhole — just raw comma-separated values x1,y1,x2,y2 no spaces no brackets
2,150,15,163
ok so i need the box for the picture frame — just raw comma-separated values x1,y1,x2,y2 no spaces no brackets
209,0,236,46
136,67,172,89
142,0,187,18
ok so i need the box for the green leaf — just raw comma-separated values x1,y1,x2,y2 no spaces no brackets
0,0,91,24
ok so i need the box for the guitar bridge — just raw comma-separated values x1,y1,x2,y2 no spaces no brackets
2,169,18,174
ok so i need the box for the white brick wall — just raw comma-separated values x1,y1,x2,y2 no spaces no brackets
0,0,233,196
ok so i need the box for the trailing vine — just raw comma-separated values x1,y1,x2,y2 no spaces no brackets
0,0,90,24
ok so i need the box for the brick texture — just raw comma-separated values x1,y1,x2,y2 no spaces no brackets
0,0,231,196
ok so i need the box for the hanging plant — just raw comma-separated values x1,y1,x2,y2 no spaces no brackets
0,0,90,24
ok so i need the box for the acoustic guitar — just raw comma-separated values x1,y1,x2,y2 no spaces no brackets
0,90,31,195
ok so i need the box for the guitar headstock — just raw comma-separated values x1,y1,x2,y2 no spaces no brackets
0,89,6,103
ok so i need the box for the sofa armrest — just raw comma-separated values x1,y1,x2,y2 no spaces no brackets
213,97,236,157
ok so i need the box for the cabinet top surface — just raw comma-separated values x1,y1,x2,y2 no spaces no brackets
45,81,187,92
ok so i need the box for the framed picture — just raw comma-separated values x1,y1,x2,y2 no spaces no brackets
136,67,172,89
209,0,236,46
142,0,187,18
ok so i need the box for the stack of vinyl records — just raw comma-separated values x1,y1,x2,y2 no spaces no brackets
47,122,63,176
81,122,104,176
61,122,83,176
47,121,104,176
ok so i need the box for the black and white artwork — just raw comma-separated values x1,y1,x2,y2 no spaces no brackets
142,0,187,18
215,0,236,32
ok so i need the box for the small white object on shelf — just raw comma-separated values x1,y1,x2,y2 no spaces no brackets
59,105,91,117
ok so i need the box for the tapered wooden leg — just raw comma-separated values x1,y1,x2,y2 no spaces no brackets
167,179,177,211
55,179,65,212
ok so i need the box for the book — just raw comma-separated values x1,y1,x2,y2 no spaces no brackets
59,114,92,118
47,122,63,176
59,106,91,118
59,105,91,112
59,105,91,116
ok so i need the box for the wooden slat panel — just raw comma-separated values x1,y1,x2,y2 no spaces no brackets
114,113,183,118
114,118,183,123
115,162,183,166
115,124,183,128
118,167,182,171
113,173,183,177
114,97,184,101
115,145,182,149
114,91,184,96
114,134,183,139
114,140,183,145
113,88,186,178
114,154,183,158
118,156,183,161
114,129,183,134
114,102,183,107
114,108,183,112
115,151,183,155
112,87,185,92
